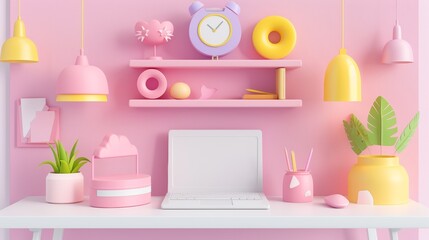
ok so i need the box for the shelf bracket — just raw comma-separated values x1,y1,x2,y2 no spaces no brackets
276,68,286,100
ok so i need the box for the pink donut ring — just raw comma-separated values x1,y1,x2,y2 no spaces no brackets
137,69,167,99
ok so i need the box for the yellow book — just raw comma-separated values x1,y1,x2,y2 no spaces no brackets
246,88,274,95
242,94,278,99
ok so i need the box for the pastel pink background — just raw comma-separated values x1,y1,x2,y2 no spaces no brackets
8,0,419,240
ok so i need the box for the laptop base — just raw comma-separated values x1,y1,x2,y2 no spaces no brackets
161,193,270,210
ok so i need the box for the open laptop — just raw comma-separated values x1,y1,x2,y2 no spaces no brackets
161,130,270,210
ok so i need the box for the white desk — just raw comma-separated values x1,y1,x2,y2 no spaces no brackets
1,196,429,240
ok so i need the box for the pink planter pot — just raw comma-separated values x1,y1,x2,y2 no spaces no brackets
46,172,84,203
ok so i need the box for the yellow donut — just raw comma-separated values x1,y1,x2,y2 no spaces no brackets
252,16,297,59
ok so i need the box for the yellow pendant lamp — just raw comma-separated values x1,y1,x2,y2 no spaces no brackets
56,0,108,102
0,0,39,63
324,0,361,102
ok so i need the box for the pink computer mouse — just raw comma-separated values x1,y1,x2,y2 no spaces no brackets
324,194,349,208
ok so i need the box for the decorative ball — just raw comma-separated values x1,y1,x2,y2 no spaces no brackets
170,82,191,99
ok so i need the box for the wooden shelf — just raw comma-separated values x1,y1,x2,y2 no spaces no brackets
129,59,302,69
129,99,302,108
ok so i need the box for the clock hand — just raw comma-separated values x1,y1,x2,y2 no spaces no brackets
214,21,224,32
207,24,215,32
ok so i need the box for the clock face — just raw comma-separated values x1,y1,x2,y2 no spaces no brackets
197,14,232,47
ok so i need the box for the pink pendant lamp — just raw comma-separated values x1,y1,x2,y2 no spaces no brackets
56,0,108,102
381,0,413,64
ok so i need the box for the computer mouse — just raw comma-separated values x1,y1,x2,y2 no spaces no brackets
324,194,349,208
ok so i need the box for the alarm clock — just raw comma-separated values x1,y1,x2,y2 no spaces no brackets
189,1,241,58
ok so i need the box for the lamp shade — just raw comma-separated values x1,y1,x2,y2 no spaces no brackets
56,50,108,102
324,48,361,102
382,24,413,64
0,18,38,63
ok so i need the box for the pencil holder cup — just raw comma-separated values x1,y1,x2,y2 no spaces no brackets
283,171,313,203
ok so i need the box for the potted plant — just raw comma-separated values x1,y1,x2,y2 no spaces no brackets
40,140,90,203
343,96,419,205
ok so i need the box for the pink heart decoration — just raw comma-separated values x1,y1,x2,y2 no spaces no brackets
135,19,174,45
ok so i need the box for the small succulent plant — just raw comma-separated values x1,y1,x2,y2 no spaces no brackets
40,140,90,173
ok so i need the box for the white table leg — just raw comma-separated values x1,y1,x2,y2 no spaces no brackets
389,228,400,240
29,229,42,240
53,229,64,240
367,228,378,240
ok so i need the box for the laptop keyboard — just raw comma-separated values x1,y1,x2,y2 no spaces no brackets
169,192,263,200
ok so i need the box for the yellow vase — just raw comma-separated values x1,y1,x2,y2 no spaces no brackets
348,155,408,205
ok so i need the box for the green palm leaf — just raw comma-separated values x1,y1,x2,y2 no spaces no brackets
395,112,420,153
343,114,370,155
367,96,398,146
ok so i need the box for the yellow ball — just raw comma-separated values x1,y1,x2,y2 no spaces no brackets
170,82,191,99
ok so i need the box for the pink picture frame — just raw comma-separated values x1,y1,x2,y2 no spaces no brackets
16,100,60,148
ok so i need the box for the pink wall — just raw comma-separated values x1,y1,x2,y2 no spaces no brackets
418,0,429,238
0,1,9,240
8,0,419,240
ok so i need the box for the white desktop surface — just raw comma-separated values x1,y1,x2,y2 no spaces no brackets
1,196,429,229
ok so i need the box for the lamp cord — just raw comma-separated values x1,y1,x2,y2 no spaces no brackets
396,0,398,25
341,0,344,49
81,0,84,51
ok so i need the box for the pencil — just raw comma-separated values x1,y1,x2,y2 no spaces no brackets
305,148,314,172
284,147,292,172
291,150,297,172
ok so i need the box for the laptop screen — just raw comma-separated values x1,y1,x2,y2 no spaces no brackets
168,130,263,193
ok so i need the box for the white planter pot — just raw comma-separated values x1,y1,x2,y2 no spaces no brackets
46,172,84,203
